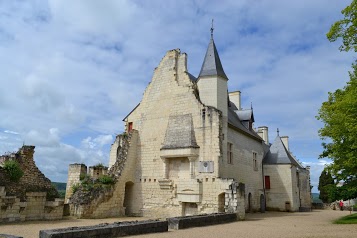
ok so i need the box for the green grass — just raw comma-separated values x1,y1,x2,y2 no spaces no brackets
334,213,357,224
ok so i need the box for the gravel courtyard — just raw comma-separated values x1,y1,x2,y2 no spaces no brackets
0,210,356,238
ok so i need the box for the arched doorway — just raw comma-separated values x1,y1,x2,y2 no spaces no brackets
218,193,225,212
123,181,134,216
247,193,252,213
260,194,265,213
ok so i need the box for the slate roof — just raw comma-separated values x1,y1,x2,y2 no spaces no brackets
263,136,303,168
235,109,255,122
198,37,228,80
228,107,262,141
161,114,199,150
187,72,197,82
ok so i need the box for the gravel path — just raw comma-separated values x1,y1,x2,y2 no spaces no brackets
0,210,356,238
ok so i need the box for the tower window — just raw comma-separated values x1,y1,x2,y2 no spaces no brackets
128,122,133,132
227,143,233,164
253,152,258,171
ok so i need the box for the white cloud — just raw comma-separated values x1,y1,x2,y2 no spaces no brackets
0,0,353,184
301,160,332,193
4,130,19,135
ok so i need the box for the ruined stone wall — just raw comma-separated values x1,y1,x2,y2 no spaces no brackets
68,131,138,218
0,146,63,223
64,164,87,203
0,187,63,223
0,146,58,201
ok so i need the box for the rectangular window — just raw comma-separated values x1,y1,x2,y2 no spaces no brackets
227,143,233,164
265,176,271,189
128,122,133,132
253,152,258,171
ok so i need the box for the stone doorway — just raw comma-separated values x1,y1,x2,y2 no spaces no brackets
260,194,265,213
123,181,134,216
218,193,225,212
247,193,252,213
182,202,198,216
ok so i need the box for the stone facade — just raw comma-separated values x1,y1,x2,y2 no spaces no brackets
66,35,311,219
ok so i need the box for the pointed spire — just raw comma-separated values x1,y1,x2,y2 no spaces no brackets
198,21,228,80
210,19,214,39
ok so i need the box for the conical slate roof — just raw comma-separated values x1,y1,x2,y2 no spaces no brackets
263,136,303,168
198,37,228,80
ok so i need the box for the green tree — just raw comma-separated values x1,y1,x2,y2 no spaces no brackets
317,65,357,200
327,0,357,53
318,168,335,203
317,0,357,200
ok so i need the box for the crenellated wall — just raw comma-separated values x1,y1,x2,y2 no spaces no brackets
0,187,64,223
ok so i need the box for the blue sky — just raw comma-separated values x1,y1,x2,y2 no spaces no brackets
0,0,354,192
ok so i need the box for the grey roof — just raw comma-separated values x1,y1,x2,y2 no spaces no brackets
187,72,197,82
228,107,262,141
122,103,140,121
263,136,303,168
235,109,255,122
229,101,238,110
161,114,199,150
198,37,228,80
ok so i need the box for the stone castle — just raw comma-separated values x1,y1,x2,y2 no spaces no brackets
65,32,311,219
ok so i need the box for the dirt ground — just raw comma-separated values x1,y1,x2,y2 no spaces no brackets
0,210,356,238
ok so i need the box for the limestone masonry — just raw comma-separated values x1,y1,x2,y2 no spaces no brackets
66,33,311,219
0,146,64,223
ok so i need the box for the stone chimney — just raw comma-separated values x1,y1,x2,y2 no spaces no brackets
229,91,241,110
281,136,289,151
257,126,269,145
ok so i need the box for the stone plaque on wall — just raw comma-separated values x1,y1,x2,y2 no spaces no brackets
198,161,214,173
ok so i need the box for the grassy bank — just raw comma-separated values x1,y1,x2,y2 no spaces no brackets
334,213,357,224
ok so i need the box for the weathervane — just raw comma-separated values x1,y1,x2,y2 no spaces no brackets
210,19,214,38
277,128,280,136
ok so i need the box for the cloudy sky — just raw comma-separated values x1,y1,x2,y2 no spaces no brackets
0,0,354,192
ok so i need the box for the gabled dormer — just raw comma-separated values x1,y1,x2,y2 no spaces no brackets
236,109,255,130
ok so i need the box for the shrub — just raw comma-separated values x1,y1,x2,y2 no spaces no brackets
46,185,60,201
3,160,24,182
93,163,105,169
72,183,80,193
98,175,115,185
